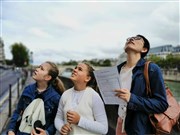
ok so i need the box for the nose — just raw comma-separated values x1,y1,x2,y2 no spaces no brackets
35,67,40,71
127,37,132,42
74,68,78,72
72,68,76,73
129,37,134,41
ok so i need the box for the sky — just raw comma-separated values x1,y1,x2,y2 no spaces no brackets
0,0,179,65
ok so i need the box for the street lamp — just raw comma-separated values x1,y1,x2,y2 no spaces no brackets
30,51,33,76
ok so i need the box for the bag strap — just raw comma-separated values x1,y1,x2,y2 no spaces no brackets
144,61,152,97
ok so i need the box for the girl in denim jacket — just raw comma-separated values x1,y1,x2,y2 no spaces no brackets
7,61,65,135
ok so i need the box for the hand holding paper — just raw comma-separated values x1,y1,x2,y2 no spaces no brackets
114,88,131,102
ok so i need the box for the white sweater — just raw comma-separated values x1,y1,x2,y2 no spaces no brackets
55,87,108,135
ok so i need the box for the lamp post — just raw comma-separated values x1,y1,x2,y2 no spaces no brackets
30,51,33,76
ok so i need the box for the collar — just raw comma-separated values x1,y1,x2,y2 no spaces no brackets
117,58,146,72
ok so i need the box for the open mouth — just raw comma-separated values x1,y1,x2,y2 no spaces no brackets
126,41,134,45
71,72,77,76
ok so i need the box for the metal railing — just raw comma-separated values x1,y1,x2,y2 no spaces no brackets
0,77,26,134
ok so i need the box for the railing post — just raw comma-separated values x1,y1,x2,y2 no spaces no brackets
8,84,12,117
17,78,19,98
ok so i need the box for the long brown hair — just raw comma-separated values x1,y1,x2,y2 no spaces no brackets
83,61,98,91
46,61,65,95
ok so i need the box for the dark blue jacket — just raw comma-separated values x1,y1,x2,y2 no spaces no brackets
7,83,61,135
117,58,168,135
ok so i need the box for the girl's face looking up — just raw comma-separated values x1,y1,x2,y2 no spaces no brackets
70,63,91,85
32,62,51,82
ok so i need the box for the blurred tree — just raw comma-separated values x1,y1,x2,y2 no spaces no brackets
102,59,111,66
62,60,78,65
5,59,13,65
11,43,29,67
148,54,180,70
147,55,165,68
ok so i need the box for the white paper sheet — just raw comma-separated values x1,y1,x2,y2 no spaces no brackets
94,66,127,105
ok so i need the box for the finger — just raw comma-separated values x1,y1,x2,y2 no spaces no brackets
60,130,67,135
115,93,119,96
61,127,70,135
67,116,72,120
114,89,121,92
31,129,36,135
64,124,72,131
115,93,124,97
67,113,74,118
61,128,67,134
67,110,73,115
66,125,72,131
114,90,124,94
35,127,44,132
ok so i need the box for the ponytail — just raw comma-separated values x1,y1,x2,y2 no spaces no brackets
51,77,65,95
46,61,65,95
83,61,98,91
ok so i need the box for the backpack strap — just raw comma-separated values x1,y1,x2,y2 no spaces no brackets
144,61,152,97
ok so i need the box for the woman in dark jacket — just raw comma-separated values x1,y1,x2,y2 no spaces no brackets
115,35,168,135
7,61,65,135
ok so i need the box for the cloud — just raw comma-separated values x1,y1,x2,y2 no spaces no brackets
1,1,179,65
148,2,179,45
28,27,52,38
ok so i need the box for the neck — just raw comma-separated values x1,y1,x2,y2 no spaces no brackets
37,82,48,92
126,52,141,68
74,83,87,91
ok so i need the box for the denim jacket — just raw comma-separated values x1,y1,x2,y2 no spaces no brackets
7,83,61,135
117,58,168,135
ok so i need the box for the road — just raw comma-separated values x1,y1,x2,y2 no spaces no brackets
0,69,22,97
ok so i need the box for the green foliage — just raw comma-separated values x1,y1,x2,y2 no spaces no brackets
101,59,112,66
148,55,162,63
61,60,78,65
5,59,13,65
11,43,30,67
61,59,112,67
148,54,180,71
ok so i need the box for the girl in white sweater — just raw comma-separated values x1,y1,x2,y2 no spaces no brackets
55,62,108,135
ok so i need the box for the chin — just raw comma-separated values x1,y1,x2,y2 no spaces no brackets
32,74,36,79
70,76,74,80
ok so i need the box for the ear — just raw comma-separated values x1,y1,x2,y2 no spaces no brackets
44,75,52,81
85,76,91,83
141,47,148,53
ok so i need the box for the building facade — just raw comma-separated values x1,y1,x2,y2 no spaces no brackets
117,44,180,62
0,37,6,65
147,44,180,58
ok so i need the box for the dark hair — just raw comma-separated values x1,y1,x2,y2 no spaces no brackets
82,61,98,91
137,34,150,58
46,61,65,95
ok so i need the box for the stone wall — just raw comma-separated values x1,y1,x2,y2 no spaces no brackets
162,69,180,82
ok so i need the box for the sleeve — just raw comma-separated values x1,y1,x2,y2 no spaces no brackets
78,91,108,134
54,97,65,132
7,94,31,132
128,63,168,114
46,94,60,135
